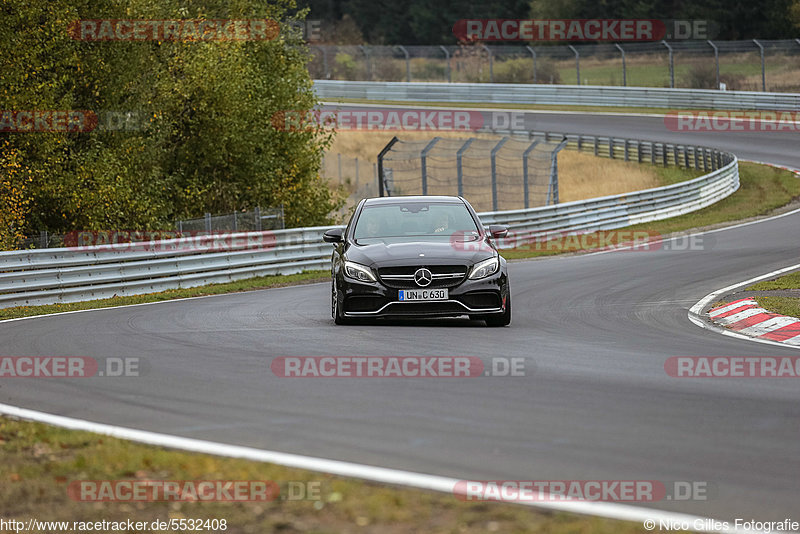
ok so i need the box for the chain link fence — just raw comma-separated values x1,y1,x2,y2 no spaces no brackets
309,40,800,92
13,207,284,250
377,134,567,212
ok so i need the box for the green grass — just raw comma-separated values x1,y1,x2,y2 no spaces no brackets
0,416,645,533
502,162,800,260
0,270,329,322
747,272,800,291
745,271,800,318
753,296,800,318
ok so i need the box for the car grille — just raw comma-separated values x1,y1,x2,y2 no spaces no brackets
382,301,467,316
377,265,468,289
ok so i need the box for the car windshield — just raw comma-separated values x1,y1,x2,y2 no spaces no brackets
353,202,480,240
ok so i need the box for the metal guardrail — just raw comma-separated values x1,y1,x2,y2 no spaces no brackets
313,80,800,110
0,133,738,309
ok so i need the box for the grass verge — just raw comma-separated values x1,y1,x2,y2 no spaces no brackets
744,271,800,318
0,416,644,533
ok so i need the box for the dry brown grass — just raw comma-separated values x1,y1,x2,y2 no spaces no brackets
325,130,665,206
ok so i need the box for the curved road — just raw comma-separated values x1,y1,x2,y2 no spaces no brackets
2,111,800,522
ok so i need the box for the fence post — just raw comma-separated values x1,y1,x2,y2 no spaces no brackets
481,44,493,83
420,137,440,195
548,138,568,205
753,39,766,91
615,43,626,86
255,207,261,232
204,213,211,233
397,45,410,82
320,46,330,79
522,139,541,208
337,153,342,183
377,136,399,197
568,44,580,84
708,40,720,89
525,45,537,83
440,45,451,82
355,157,359,187
456,138,474,198
662,40,674,88
490,137,509,211
359,45,371,81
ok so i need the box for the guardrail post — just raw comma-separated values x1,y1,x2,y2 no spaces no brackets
526,45,537,83
708,40,720,89
456,138,474,197
397,45,410,82
615,44,626,86
673,145,679,167
490,137,508,210
420,137,440,196
683,146,690,168
624,139,629,161
577,135,582,152
440,45,451,82
593,136,598,156
522,139,541,208
662,41,674,88
481,44,494,83
662,143,668,167
377,136,399,197
608,138,614,159
637,141,642,163
548,138,568,205
753,39,766,91
568,45,580,85
650,142,656,165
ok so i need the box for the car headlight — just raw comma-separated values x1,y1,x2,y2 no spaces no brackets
469,256,499,279
344,260,377,282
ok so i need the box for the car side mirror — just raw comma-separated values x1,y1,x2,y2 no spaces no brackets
488,225,508,239
323,228,344,243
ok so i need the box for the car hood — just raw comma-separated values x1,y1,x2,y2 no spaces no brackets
347,237,496,268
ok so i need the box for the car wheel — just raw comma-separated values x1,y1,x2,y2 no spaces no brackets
332,278,350,325
484,293,511,327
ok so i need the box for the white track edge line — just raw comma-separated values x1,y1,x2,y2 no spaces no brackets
688,262,800,351
0,402,749,533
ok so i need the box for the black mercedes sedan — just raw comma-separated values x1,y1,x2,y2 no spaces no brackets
323,196,511,326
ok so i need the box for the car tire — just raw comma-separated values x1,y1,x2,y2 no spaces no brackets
332,278,350,325
484,293,511,327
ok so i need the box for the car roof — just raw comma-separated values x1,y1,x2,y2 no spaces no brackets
363,195,464,206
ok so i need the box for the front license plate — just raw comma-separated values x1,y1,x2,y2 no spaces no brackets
398,288,448,301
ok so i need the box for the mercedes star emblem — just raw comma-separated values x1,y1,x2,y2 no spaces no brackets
414,268,433,287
